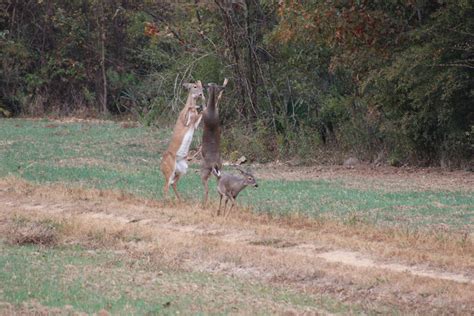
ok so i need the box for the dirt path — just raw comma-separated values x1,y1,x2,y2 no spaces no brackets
315,250,473,284
1,178,473,314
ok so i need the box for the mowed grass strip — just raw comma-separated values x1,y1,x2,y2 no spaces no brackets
0,243,349,315
1,118,472,229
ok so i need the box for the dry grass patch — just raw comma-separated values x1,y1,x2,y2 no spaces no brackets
1,176,472,271
0,212,154,251
60,215,155,248
1,177,473,314
0,300,80,316
2,217,59,247
244,210,473,267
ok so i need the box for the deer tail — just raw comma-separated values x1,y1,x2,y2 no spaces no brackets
211,167,221,179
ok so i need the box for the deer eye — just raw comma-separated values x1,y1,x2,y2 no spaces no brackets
248,177,252,181
193,85,197,88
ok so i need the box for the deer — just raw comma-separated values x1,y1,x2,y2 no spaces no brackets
200,78,228,205
212,166,258,217
160,81,205,201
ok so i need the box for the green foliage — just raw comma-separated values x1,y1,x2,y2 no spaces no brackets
221,120,278,162
359,1,474,164
271,0,473,165
0,0,472,165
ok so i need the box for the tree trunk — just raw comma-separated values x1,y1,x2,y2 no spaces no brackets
101,29,107,114
98,3,108,114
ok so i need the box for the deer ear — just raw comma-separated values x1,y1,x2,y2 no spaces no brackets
222,78,229,87
183,83,192,89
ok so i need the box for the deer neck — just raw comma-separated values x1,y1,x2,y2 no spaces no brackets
232,178,247,196
239,178,247,190
185,93,196,110
205,87,218,115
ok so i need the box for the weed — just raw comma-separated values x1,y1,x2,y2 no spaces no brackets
4,216,60,246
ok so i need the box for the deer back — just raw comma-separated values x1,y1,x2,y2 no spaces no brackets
202,84,222,167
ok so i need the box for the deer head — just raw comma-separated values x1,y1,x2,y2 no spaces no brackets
236,166,258,187
183,80,205,107
203,78,228,111
182,80,205,126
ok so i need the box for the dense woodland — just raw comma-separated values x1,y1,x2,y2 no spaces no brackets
1,0,473,166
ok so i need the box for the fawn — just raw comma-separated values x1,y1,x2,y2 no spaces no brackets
212,166,258,217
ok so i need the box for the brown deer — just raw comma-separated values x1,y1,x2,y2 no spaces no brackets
201,78,228,204
212,166,258,217
160,81,205,201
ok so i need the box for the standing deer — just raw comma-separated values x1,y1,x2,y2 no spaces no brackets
160,81,205,201
213,166,258,217
201,78,228,204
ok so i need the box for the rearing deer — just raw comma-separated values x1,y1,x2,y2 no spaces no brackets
201,78,228,204
160,81,204,201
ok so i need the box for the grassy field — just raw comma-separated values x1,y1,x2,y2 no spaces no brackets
0,243,353,315
1,118,472,230
1,177,472,315
1,119,473,315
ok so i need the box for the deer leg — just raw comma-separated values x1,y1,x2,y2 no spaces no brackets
163,179,170,201
161,154,176,203
163,172,174,201
217,194,223,216
200,168,211,205
171,174,181,201
224,197,236,219
223,198,229,217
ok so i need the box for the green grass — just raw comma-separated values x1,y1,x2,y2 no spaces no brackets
241,180,473,229
0,118,472,230
0,243,353,314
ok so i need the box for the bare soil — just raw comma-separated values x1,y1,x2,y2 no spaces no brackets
0,172,473,314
